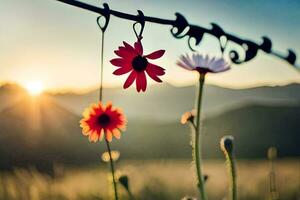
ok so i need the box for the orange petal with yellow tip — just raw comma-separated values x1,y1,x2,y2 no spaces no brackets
89,131,99,142
82,108,93,118
118,124,126,131
113,129,121,139
82,126,90,135
106,130,113,142
99,129,104,141
105,101,113,110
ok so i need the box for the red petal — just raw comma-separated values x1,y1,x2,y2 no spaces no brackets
136,71,147,92
115,46,136,59
123,41,136,54
110,58,129,68
113,66,132,75
145,50,165,59
134,40,143,55
146,65,163,83
147,63,165,76
123,71,137,89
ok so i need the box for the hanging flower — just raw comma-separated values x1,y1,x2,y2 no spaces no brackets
80,102,127,142
110,40,165,92
177,54,230,75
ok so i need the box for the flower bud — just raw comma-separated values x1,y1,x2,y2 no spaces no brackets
268,147,277,160
118,175,129,191
220,135,234,155
181,110,196,124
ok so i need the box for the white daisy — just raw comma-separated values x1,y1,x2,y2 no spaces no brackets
177,53,230,74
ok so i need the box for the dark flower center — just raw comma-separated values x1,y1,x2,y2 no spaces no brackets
132,55,148,72
97,113,110,127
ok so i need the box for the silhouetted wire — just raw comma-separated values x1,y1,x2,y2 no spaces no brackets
56,0,298,68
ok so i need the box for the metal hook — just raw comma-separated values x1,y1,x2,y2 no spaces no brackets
133,10,145,40
96,3,110,32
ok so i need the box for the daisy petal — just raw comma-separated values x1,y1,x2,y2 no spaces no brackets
134,40,143,55
110,58,129,68
146,64,163,82
147,63,165,76
106,130,113,142
123,71,137,89
136,71,147,92
114,49,134,59
177,61,193,70
123,41,136,54
113,67,132,75
99,129,104,141
113,129,121,139
145,50,165,59
82,126,90,135
89,131,99,143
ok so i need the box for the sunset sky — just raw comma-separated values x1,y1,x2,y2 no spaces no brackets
1,0,299,91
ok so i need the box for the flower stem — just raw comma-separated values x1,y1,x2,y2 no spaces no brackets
99,33,105,101
105,139,118,200
194,73,207,200
226,153,237,200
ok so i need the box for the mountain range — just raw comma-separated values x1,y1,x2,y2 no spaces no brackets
51,83,300,121
0,83,299,171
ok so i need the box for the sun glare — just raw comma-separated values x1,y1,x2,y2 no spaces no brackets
25,81,44,96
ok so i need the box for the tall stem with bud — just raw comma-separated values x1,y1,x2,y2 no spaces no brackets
220,136,237,200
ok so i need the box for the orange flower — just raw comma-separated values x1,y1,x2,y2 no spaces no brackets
80,102,127,142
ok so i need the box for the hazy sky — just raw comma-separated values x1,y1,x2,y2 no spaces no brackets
1,0,300,91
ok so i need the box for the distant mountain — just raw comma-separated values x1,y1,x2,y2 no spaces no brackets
0,83,26,111
0,83,299,171
202,103,300,158
0,95,87,171
50,83,300,121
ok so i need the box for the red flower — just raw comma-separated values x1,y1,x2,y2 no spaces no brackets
79,102,127,142
110,40,165,92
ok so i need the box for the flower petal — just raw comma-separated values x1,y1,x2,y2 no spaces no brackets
99,129,104,141
82,126,90,135
147,63,165,76
110,58,130,68
123,41,136,54
145,50,165,59
134,40,143,55
177,61,193,71
136,71,147,92
146,64,163,82
123,71,137,89
113,129,121,139
113,66,132,75
106,130,113,142
89,131,99,143
114,49,134,59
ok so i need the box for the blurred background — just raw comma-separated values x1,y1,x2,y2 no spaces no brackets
0,0,299,199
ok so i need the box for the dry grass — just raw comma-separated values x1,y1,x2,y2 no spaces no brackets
0,159,299,200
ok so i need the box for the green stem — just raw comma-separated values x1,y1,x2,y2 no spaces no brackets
127,190,135,200
269,157,279,200
105,139,118,200
226,153,237,200
194,73,207,200
99,32,104,101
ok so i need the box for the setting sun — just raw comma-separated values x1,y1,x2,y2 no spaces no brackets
25,81,44,96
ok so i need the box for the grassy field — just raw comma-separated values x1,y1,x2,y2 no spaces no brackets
0,159,299,200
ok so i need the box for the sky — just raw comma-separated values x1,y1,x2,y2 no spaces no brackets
0,0,300,91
